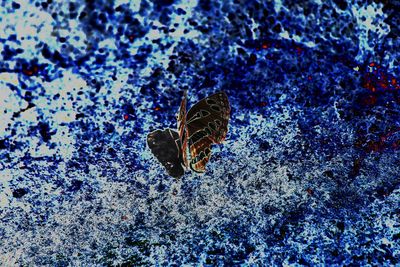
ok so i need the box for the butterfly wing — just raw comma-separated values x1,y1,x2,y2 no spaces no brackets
177,90,188,168
147,128,184,178
185,92,231,172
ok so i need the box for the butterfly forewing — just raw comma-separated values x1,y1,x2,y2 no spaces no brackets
185,92,231,172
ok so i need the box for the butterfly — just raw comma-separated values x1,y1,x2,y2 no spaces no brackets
147,91,231,178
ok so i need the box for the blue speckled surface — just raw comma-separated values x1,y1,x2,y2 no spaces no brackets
0,0,399,265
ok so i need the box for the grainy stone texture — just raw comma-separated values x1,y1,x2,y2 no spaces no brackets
0,0,399,265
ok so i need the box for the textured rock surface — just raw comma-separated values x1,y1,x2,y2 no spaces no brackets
0,0,399,265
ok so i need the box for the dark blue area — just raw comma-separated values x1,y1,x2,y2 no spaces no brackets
11,2,20,9
68,179,83,192
12,188,28,198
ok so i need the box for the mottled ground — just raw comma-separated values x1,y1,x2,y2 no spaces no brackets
0,0,399,266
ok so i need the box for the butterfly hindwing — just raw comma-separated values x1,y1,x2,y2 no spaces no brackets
188,135,213,173
185,92,231,172
147,128,184,178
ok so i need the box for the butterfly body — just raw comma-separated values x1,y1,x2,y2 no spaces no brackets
147,91,230,177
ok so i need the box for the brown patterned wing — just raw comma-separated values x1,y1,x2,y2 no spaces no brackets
185,91,231,172
177,90,188,168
